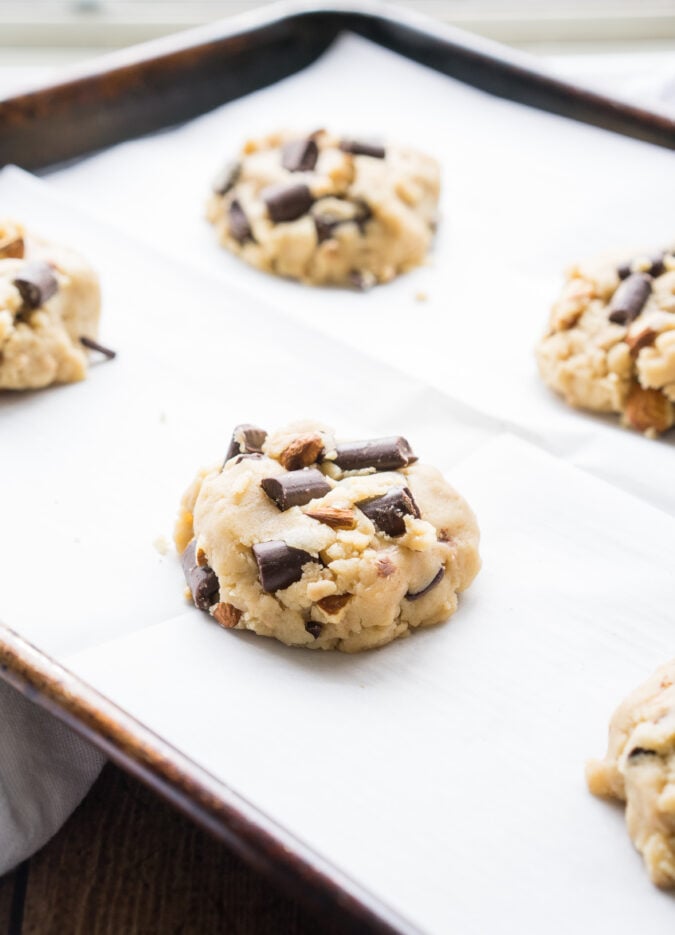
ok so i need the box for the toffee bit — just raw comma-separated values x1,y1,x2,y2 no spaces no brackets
80,336,117,360
316,594,351,615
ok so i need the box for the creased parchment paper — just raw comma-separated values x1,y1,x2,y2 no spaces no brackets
46,33,675,514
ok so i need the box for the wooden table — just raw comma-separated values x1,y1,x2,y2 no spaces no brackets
0,764,347,934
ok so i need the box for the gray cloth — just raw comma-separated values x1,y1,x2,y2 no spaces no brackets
0,679,104,874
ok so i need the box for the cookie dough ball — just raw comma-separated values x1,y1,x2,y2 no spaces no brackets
175,421,480,652
587,660,675,888
536,246,675,437
206,130,440,288
0,220,103,390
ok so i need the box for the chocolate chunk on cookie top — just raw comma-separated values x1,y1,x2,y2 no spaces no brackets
174,420,480,652
587,658,675,889
536,245,675,436
0,219,105,390
206,129,440,288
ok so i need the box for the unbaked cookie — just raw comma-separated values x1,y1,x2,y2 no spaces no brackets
587,660,675,887
206,130,440,288
0,220,111,390
175,421,480,652
536,246,675,436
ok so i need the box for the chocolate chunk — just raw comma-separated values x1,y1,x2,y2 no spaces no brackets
79,336,116,360
608,273,652,325
305,621,322,639
181,539,198,577
348,270,376,291
262,183,314,223
253,541,315,593
314,201,371,243
340,140,386,159
229,199,253,244
649,253,666,278
333,436,417,472
182,540,220,611
356,486,420,537
305,505,356,530
282,138,319,173
627,747,659,759
213,160,240,195
234,452,264,464
406,567,445,602
261,468,330,511
315,215,338,244
12,260,58,312
618,252,666,280
224,423,267,464
278,433,324,470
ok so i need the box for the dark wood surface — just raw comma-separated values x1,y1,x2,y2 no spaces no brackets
0,763,349,935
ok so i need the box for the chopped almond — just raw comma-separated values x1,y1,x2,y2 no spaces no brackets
305,505,356,530
212,602,242,629
624,386,674,435
278,433,324,470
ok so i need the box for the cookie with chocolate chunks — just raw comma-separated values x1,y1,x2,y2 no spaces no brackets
536,246,675,436
175,421,480,651
206,129,440,288
0,220,105,391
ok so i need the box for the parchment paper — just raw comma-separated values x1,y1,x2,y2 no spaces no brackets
2,169,675,932
47,33,675,515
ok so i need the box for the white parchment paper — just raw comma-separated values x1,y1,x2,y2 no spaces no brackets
2,169,675,931
67,434,675,935
46,33,675,514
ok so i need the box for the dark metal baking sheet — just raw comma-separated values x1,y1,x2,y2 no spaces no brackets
0,0,673,172
0,3,673,932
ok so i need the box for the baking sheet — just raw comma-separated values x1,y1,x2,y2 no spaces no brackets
67,434,675,935
2,169,675,933
45,32,675,516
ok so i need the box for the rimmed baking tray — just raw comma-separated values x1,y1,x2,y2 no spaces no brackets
1,0,673,172
1,4,674,933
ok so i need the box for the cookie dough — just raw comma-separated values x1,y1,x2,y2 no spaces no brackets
0,219,104,390
206,130,440,288
587,660,675,887
175,421,480,652
536,246,675,436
